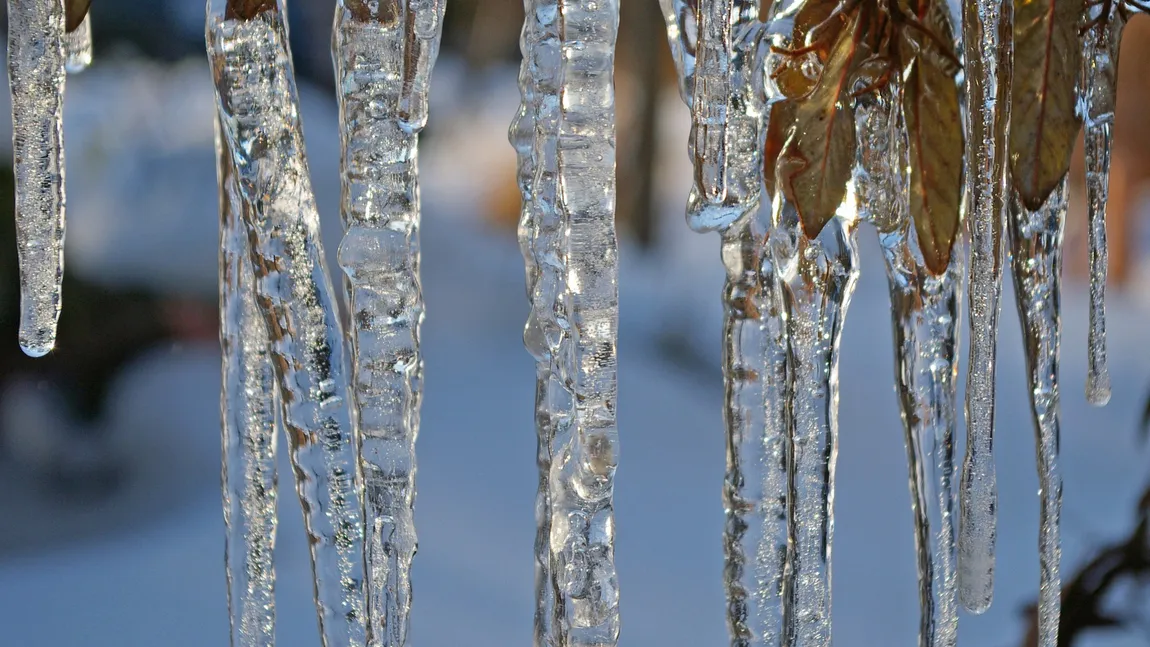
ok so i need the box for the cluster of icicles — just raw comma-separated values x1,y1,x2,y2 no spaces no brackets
3,0,1139,645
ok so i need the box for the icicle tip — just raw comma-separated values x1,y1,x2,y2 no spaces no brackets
1086,371,1111,406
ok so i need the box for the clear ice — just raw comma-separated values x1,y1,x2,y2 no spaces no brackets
333,2,444,643
217,119,279,647
958,0,1013,614
208,5,367,645
1008,179,1067,647
512,0,622,643
63,13,93,74
8,0,67,357
858,85,960,647
1080,4,1122,407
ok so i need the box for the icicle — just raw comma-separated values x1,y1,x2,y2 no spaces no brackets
7,0,67,357
217,119,279,647
1080,6,1123,407
207,3,366,644
1008,179,1067,647
656,0,696,105
958,0,1012,614
510,0,564,641
333,2,444,643
63,14,93,74
685,0,763,232
861,84,961,647
771,203,859,647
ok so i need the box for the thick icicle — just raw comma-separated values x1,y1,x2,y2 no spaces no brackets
860,86,961,647
771,203,860,647
552,1,622,643
333,2,444,643
1080,6,1122,407
685,0,763,232
958,0,1012,614
217,120,279,647
8,0,67,357
63,14,93,73
510,0,565,641
1008,180,1067,647
659,5,786,645
207,4,366,645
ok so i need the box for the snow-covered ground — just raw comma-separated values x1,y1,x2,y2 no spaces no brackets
0,55,1148,646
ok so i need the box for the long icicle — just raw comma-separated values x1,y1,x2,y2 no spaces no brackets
511,0,565,641
217,119,279,647
552,1,622,643
1008,180,1067,647
772,203,860,647
333,2,444,643
958,0,1012,614
8,0,67,357
861,83,961,647
1080,4,1122,407
207,3,367,644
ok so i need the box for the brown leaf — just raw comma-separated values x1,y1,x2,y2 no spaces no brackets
65,0,92,32
774,12,861,238
770,0,849,100
225,0,278,21
345,0,402,23
900,0,963,274
1009,0,1082,210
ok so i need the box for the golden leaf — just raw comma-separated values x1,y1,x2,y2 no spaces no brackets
1009,0,1082,210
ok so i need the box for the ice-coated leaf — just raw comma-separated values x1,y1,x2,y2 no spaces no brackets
345,0,401,23
65,0,91,32
900,0,963,275
226,0,277,21
1009,0,1081,210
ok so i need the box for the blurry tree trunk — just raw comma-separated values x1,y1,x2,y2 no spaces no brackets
618,0,664,249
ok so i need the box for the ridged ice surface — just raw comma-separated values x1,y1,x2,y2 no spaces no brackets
1080,9,1121,407
656,0,696,105
1008,180,1067,647
64,15,93,73
958,0,1012,614
8,0,67,357
860,88,960,647
510,0,566,642
771,201,859,647
217,120,279,647
512,0,622,644
333,3,443,643
208,8,366,646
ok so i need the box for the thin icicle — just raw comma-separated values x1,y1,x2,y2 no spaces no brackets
7,0,67,357
551,1,622,643
1008,180,1067,647
217,119,279,647
1080,6,1122,407
861,85,960,647
333,3,444,643
656,0,696,105
207,4,366,645
958,0,1012,614
771,202,860,647
510,0,564,641
63,14,93,73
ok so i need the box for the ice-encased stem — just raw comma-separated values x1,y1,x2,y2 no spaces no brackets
63,14,93,73
208,7,366,645
859,87,960,647
217,119,279,647
1008,180,1066,647
8,0,67,357
333,3,443,643
771,203,859,647
511,0,566,641
1080,9,1120,407
552,1,622,643
958,0,1012,614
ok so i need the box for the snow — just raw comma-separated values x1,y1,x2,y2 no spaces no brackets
0,55,1148,647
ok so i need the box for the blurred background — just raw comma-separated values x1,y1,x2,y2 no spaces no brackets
0,2,1149,645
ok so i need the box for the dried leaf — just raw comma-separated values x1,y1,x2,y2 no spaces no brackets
65,0,92,32
226,0,278,21
770,0,849,99
900,0,963,274
774,13,861,237
345,0,402,24
1009,0,1082,210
